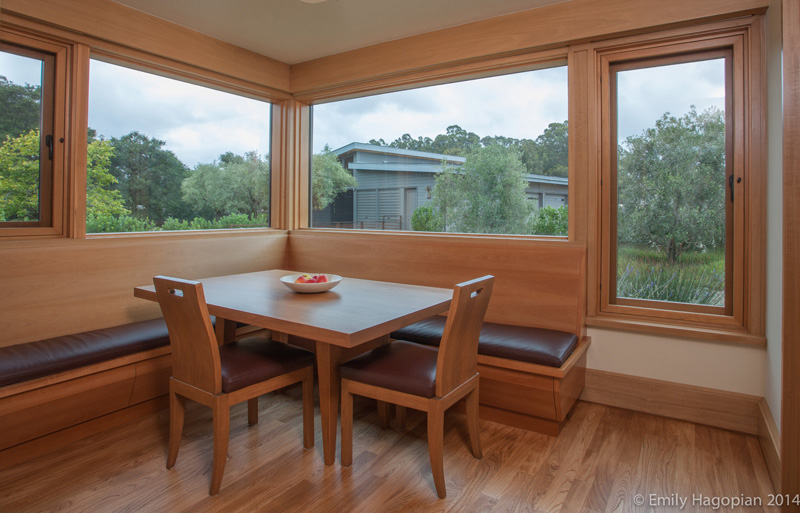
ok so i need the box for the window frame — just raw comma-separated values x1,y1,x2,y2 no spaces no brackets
589,21,766,341
0,31,68,238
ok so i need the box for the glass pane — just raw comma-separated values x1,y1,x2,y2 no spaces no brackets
87,60,271,233
311,66,568,235
615,58,727,306
0,50,44,222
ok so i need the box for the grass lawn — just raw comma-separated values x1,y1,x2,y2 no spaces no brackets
616,245,725,306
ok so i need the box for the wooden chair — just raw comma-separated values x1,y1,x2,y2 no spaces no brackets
154,276,315,495
340,275,494,498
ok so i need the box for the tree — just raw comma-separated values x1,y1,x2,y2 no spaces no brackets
312,145,357,211
523,121,568,177
431,125,481,156
0,129,126,223
86,138,128,218
0,129,40,221
0,77,41,143
182,151,270,219
431,145,532,234
108,131,192,224
617,106,726,263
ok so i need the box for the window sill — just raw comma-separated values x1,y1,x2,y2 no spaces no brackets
586,315,766,346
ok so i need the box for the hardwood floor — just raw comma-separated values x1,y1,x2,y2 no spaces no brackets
0,386,776,512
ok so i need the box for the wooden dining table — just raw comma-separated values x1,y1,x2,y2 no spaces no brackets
134,269,453,465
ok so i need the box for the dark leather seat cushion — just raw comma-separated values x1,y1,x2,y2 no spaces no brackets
390,316,578,368
219,337,314,393
340,341,438,398
0,318,173,387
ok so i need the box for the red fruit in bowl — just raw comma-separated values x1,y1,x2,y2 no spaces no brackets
318,275,328,283
295,276,307,284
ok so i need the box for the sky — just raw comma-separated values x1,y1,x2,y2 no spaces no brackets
2,52,725,165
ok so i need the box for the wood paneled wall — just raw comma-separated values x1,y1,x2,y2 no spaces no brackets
290,0,768,96
0,231,288,347
288,231,586,336
782,0,800,496
1,0,290,95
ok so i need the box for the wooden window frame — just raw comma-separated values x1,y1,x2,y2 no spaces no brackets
303,54,573,239
0,31,69,238
588,20,766,344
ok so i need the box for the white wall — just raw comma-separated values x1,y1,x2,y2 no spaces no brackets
586,328,767,395
764,0,784,430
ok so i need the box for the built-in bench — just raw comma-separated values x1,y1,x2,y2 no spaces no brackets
390,317,589,436
0,319,176,469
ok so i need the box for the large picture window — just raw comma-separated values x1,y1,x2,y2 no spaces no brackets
87,59,272,233
310,65,569,236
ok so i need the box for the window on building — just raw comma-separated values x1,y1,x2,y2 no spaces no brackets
310,65,569,236
0,41,57,232
86,59,272,233
596,31,758,334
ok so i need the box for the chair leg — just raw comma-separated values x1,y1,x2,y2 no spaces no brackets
465,386,482,459
396,405,407,430
341,381,354,467
210,397,230,496
427,403,446,499
377,400,391,429
248,397,259,426
302,370,314,449
166,388,186,469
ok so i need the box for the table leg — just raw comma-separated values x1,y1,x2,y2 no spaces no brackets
315,341,343,465
214,318,237,345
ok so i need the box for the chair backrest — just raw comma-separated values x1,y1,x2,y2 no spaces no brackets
435,275,494,397
154,276,222,394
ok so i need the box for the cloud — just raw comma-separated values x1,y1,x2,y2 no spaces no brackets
88,60,270,166
617,58,726,140
0,52,42,86
313,66,569,153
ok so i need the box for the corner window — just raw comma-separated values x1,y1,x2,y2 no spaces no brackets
86,59,272,233
310,65,568,236
596,28,759,335
0,39,58,234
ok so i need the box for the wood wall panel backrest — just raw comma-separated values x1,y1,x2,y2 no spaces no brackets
1,0,290,93
290,0,768,95
288,232,585,335
0,232,288,348
782,0,800,496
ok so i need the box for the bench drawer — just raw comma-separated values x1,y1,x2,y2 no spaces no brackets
0,366,136,450
479,364,558,420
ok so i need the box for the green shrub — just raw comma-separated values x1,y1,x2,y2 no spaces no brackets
86,214,157,233
530,206,568,236
411,205,443,232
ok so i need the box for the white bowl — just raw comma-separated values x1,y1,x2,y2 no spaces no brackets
280,273,342,293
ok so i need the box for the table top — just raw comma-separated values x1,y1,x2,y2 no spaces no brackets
134,269,452,348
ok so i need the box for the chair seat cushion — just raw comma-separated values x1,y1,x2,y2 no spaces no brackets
0,318,173,387
219,337,314,393
340,341,438,398
390,317,578,368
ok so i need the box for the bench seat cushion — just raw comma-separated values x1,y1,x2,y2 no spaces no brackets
0,318,172,387
390,316,578,368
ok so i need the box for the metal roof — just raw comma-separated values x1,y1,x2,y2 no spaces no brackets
333,142,466,164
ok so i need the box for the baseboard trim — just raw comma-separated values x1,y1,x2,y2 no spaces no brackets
0,396,168,472
757,398,781,492
581,369,760,435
